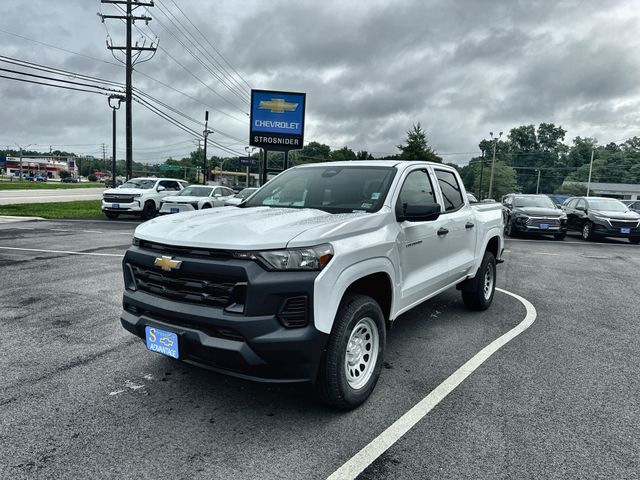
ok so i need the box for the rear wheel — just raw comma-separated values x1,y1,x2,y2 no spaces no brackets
141,200,156,220
201,203,211,209
461,251,496,311
104,211,119,219
316,294,385,410
582,221,594,241
554,232,566,240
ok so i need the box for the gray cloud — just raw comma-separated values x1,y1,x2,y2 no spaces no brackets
0,0,638,164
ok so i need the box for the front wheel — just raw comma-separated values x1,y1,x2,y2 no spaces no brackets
554,232,566,240
316,294,386,410
461,251,496,311
141,201,157,220
582,221,594,241
104,211,119,219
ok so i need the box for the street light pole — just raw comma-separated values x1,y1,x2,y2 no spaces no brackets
478,149,485,200
245,146,257,188
202,111,213,185
535,169,541,194
108,95,125,187
586,149,595,196
488,131,502,199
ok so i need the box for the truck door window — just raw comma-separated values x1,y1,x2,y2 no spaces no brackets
396,170,437,213
435,170,464,212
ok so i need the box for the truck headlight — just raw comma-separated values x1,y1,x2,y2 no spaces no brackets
234,244,334,271
559,213,567,220
131,194,141,198
132,237,140,246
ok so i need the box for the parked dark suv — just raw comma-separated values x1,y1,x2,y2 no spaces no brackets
563,197,640,244
622,200,640,214
502,194,568,240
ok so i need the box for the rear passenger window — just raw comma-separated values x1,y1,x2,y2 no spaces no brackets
435,170,464,211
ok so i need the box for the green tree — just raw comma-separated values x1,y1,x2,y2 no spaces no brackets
330,146,357,161
471,162,518,200
397,123,441,162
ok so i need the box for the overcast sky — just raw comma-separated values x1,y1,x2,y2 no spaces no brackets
1,0,639,164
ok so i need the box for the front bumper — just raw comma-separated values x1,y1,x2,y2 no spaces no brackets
512,218,567,235
102,199,143,213
159,202,197,214
592,220,640,238
120,245,328,383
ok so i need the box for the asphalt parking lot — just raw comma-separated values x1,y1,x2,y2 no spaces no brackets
1,220,639,479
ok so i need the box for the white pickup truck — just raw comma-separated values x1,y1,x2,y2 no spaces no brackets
120,161,504,409
102,177,188,219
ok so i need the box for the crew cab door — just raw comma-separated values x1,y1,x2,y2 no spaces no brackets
433,168,477,281
394,168,451,311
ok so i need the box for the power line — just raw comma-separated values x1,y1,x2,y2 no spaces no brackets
166,0,252,91
0,66,124,94
154,0,250,103
0,73,114,96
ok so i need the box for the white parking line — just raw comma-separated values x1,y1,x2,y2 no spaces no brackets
327,288,537,480
0,246,124,257
531,252,561,256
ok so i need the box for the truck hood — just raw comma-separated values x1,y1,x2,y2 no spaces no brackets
134,206,387,250
103,187,150,195
515,206,563,217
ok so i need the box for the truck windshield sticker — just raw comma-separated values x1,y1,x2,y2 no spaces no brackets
361,202,373,209
371,192,380,200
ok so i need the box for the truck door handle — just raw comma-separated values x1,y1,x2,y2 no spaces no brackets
465,222,475,229
437,227,449,236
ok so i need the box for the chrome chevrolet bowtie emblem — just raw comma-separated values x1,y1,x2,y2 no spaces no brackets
154,256,182,271
258,98,298,113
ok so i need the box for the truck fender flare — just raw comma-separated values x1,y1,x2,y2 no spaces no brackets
462,229,502,289
313,257,396,335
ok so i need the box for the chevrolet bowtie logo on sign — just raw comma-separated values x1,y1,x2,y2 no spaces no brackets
154,256,182,272
258,98,299,113
250,89,306,152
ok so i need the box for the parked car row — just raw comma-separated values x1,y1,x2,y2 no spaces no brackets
101,177,257,219
501,193,640,244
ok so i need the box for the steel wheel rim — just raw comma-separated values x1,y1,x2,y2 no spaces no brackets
345,317,379,390
483,262,494,300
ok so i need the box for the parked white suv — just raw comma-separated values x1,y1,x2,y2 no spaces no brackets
102,178,188,219
159,185,236,214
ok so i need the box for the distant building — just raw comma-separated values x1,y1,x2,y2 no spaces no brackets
2,156,78,179
572,182,640,200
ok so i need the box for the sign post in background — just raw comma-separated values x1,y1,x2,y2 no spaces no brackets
250,89,306,184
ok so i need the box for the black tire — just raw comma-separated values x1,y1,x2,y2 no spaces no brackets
201,203,211,209
316,294,386,410
554,232,566,240
581,221,594,241
630,237,640,245
104,211,119,219
141,200,157,220
461,251,496,311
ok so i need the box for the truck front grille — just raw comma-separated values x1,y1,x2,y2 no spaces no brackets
129,263,244,308
609,219,638,228
104,194,135,203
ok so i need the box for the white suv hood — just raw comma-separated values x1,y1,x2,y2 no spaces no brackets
135,206,387,250
104,187,150,195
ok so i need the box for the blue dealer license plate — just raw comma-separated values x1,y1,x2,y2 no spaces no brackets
145,326,179,359
112,203,120,209
621,227,631,234
171,207,179,213
539,223,550,229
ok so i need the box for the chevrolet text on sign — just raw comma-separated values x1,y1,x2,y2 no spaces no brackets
250,89,306,151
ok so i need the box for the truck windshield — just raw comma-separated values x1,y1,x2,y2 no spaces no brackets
244,165,396,213
588,198,628,212
513,196,556,208
121,180,156,189
179,186,213,197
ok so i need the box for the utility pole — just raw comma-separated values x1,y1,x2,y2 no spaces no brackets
488,131,502,200
478,149,486,200
245,146,257,188
16,143,34,179
101,143,107,172
535,169,541,194
202,111,213,184
99,0,157,181
108,94,125,187
586,149,594,196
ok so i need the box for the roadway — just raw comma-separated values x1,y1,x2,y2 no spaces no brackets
0,219,638,479
0,188,104,205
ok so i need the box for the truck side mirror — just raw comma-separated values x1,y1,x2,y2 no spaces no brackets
397,203,441,222
157,185,166,192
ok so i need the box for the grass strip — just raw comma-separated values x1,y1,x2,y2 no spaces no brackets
0,200,104,219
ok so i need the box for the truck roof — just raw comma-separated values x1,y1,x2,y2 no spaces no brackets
295,160,454,169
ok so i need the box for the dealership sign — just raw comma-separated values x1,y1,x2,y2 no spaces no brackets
250,90,306,151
